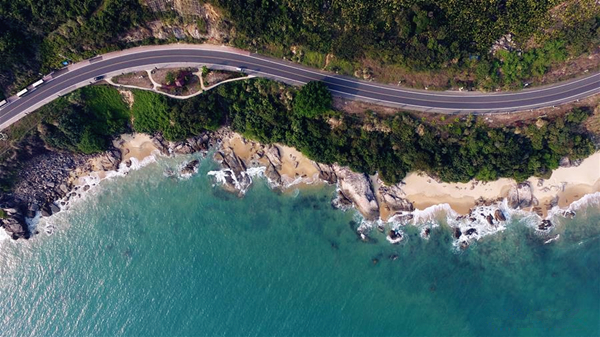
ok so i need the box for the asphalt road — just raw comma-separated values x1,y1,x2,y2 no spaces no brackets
1,45,599,130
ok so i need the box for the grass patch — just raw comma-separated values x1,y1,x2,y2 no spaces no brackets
325,57,356,76
131,90,171,134
301,49,326,68
81,86,129,120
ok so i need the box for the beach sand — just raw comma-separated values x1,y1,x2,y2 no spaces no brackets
220,131,599,219
116,133,158,162
402,152,600,216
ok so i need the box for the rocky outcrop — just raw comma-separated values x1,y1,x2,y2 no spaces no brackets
1,207,30,240
264,163,281,185
331,190,353,210
507,182,535,209
153,132,217,156
0,135,97,239
377,184,413,214
212,151,252,195
180,159,200,176
96,149,122,171
315,163,337,184
265,145,282,170
333,166,379,220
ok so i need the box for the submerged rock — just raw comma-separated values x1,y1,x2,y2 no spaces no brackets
422,227,431,239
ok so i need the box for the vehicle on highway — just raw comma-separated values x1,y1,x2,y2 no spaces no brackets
32,79,44,88
0,100,7,108
16,89,28,97
94,75,105,81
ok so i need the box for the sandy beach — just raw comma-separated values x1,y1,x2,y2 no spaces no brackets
402,151,600,217
69,131,600,222
219,131,600,219
115,133,158,163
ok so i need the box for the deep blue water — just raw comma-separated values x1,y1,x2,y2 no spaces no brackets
1,156,599,336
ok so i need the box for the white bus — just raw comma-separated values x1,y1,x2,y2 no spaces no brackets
0,100,7,108
32,79,44,88
16,88,28,97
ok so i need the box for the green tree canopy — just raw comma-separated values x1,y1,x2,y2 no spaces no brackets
293,81,332,118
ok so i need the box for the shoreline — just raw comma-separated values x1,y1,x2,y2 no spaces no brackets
207,131,600,248
3,129,599,249
401,152,600,218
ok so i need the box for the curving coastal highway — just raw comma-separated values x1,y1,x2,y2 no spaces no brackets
1,44,599,130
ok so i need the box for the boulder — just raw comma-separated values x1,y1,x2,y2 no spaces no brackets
507,182,534,209
538,219,553,231
559,157,571,168
494,209,506,222
333,166,379,220
49,203,60,214
387,230,404,244
59,184,69,194
453,227,462,239
1,210,30,240
41,205,52,217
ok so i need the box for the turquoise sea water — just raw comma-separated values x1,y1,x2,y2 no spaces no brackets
1,156,599,336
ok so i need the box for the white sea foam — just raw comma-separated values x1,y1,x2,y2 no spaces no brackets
544,234,560,244
566,191,600,213
0,226,10,242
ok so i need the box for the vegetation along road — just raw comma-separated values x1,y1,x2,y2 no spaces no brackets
1,44,599,130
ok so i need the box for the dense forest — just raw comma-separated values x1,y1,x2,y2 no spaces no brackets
29,80,595,188
0,0,149,95
1,0,599,96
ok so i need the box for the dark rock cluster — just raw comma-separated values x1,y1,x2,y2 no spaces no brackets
0,136,94,239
